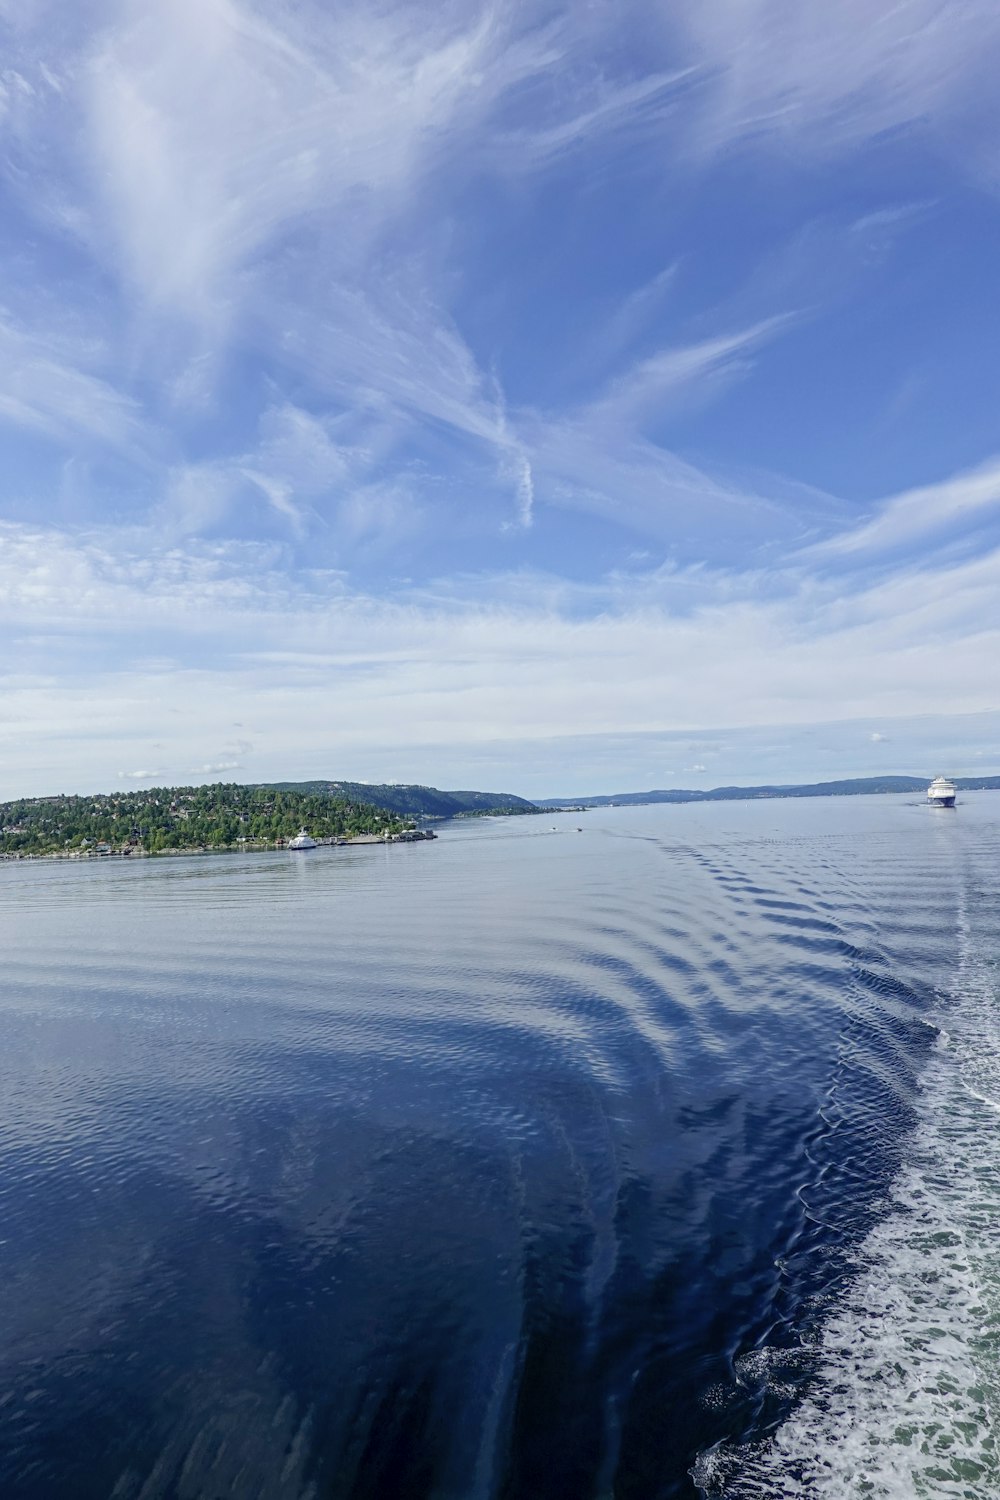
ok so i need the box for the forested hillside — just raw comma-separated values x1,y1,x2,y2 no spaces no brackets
265,780,539,817
0,783,406,856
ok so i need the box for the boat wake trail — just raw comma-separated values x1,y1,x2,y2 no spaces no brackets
695,871,1000,1500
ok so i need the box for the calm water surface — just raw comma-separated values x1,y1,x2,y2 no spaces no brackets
2,796,999,1498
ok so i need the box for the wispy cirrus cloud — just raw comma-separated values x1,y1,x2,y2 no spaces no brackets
79,0,536,321
1,1,568,532
516,406,798,557
1,0,999,797
2,0,990,550
0,1,824,543
1,1,567,326
807,459,1000,560
669,0,1000,163
491,64,702,170
583,314,796,431
0,313,145,456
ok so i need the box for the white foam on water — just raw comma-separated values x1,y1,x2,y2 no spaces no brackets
696,895,1000,1499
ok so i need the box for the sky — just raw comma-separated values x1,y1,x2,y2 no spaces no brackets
2,0,1000,800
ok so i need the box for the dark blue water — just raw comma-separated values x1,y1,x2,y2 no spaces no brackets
2,796,998,1499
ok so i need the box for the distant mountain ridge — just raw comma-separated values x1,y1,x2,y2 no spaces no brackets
264,780,540,817
537,775,1000,808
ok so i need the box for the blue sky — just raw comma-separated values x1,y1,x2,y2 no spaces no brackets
2,0,1000,798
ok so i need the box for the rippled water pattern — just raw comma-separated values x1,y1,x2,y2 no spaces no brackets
1,796,998,1498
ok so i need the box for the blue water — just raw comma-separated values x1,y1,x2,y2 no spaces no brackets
1,796,998,1498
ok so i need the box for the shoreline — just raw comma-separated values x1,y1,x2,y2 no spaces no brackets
0,830,437,863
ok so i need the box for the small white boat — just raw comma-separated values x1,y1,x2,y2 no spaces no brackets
927,777,957,808
289,829,318,849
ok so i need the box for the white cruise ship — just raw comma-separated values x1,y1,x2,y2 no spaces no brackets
289,829,318,849
926,777,957,808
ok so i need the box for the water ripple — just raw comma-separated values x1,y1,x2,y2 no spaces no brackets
0,797,998,1498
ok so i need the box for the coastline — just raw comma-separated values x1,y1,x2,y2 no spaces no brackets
0,830,437,863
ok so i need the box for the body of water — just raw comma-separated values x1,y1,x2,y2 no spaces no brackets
1,795,998,1498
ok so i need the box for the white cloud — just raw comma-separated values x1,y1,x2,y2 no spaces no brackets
2,507,1000,796
0,521,284,635
77,0,505,319
593,263,681,368
670,0,1000,165
0,313,145,456
0,1,814,547
239,471,304,534
252,405,358,495
0,0,573,525
807,459,1000,560
159,463,245,537
584,314,795,431
1,1,999,801
117,768,165,780
493,65,701,169
6,0,987,558
264,275,514,460
0,0,560,339
518,408,795,551
261,282,799,544
337,482,421,547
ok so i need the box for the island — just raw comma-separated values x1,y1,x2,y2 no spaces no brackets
0,782,432,859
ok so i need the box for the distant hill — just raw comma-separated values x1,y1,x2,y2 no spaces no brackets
265,780,540,818
537,775,1000,808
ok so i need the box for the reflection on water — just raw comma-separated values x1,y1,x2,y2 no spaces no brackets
0,797,997,1498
